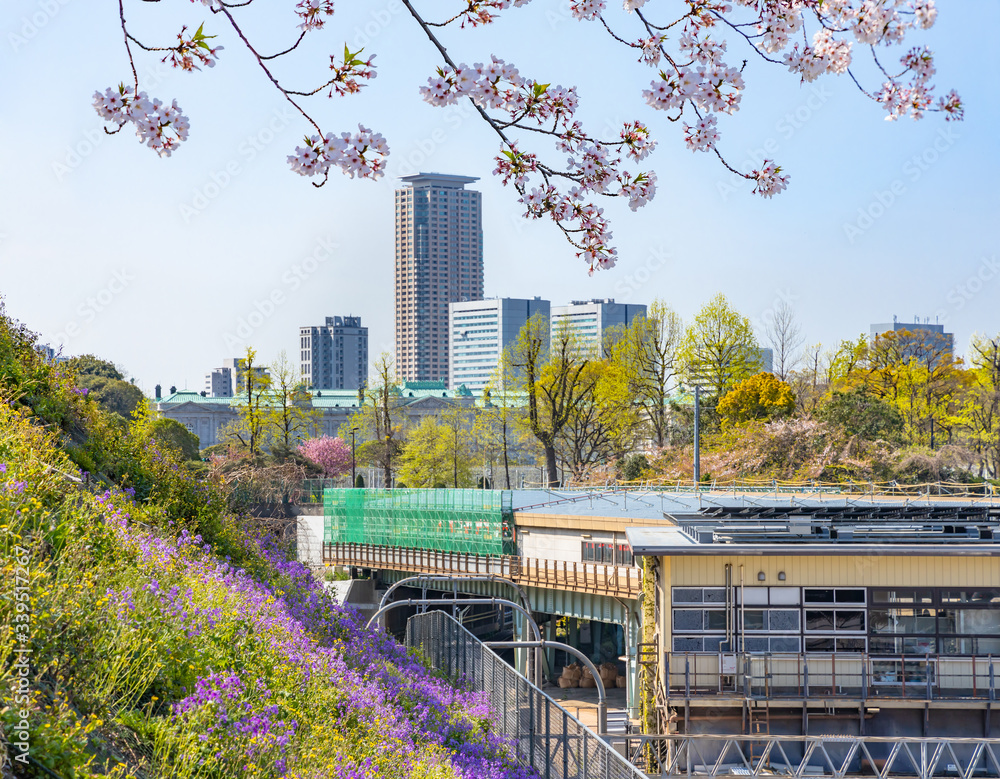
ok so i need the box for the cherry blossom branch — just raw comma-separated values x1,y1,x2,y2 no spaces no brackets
214,6,322,135
118,0,140,92
95,0,964,272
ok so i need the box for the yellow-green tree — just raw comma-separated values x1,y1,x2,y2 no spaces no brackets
224,346,271,457
962,334,1000,478
473,354,528,489
341,352,403,487
677,294,761,397
398,410,473,488
863,330,966,447
612,299,683,448
555,359,639,481
509,314,595,488
266,350,320,453
717,372,796,426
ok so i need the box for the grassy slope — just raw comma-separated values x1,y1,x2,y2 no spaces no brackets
0,311,531,779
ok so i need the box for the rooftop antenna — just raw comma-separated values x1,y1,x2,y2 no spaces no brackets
893,314,897,324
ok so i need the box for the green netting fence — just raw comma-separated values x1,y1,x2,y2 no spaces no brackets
323,488,516,556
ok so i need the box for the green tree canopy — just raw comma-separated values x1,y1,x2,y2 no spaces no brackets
398,412,473,488
678,294,761,398
64,354,125,381
83,375,145,419
817,386,905,443
148,417,201,460
63,353,144,418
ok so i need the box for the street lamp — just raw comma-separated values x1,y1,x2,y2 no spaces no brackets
350,427,359,487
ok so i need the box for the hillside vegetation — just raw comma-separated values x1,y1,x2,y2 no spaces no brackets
0,305,532,778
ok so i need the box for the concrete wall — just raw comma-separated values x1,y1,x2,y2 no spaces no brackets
668,553,999,589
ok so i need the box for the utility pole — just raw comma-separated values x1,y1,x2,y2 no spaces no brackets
350,427,358,487
693,385,701,487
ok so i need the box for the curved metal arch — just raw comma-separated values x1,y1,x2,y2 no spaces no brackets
366,596,543,686
366,597,541,642
377,573,533,617
485,639,609,735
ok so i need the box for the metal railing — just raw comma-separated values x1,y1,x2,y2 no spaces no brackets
326,542,518,576
605,734,1000,779
325,542,642,598
517,557,641,598
664,652,1000,702
406,611,647,779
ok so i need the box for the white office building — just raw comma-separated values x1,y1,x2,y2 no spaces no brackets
550,299,647,354
448,297,550,391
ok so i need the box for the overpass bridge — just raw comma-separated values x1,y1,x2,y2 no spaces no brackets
296,486,1000,728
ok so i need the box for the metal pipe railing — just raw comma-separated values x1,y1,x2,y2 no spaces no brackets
485,639,609,735
367,597,543,686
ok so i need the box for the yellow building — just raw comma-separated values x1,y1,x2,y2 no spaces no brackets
627,502,1000,739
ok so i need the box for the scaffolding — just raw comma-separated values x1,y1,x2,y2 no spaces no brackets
323,488,516,556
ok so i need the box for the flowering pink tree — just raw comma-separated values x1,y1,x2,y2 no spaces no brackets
297,436,352,477
98,0,961,273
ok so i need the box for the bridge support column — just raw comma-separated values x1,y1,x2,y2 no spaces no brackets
514,607,528,678
626,612,640,718
544,617,556,681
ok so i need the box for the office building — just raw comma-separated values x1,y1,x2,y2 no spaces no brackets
205,367,234,398
550,299,647,354
449,297,551,391
204,357,268,398
759,346,774,374
395,173,484,384
300,316,368,391
871,317,955,360
627,497,1000,740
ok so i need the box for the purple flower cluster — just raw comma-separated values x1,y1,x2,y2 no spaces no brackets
172,672,297,770
96,489,539,778
3,480,27,494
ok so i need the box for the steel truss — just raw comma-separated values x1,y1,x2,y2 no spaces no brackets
606,734,1000,779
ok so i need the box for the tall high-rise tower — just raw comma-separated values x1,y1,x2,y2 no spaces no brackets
395,172,484,383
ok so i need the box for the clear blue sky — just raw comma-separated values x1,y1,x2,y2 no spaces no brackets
2,1,997,392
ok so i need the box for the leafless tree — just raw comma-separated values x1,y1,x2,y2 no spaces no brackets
764,300,805,380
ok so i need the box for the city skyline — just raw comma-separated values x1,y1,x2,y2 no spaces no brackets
1,1,996,392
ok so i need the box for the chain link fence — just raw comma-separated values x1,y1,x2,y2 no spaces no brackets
406,611,648,779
